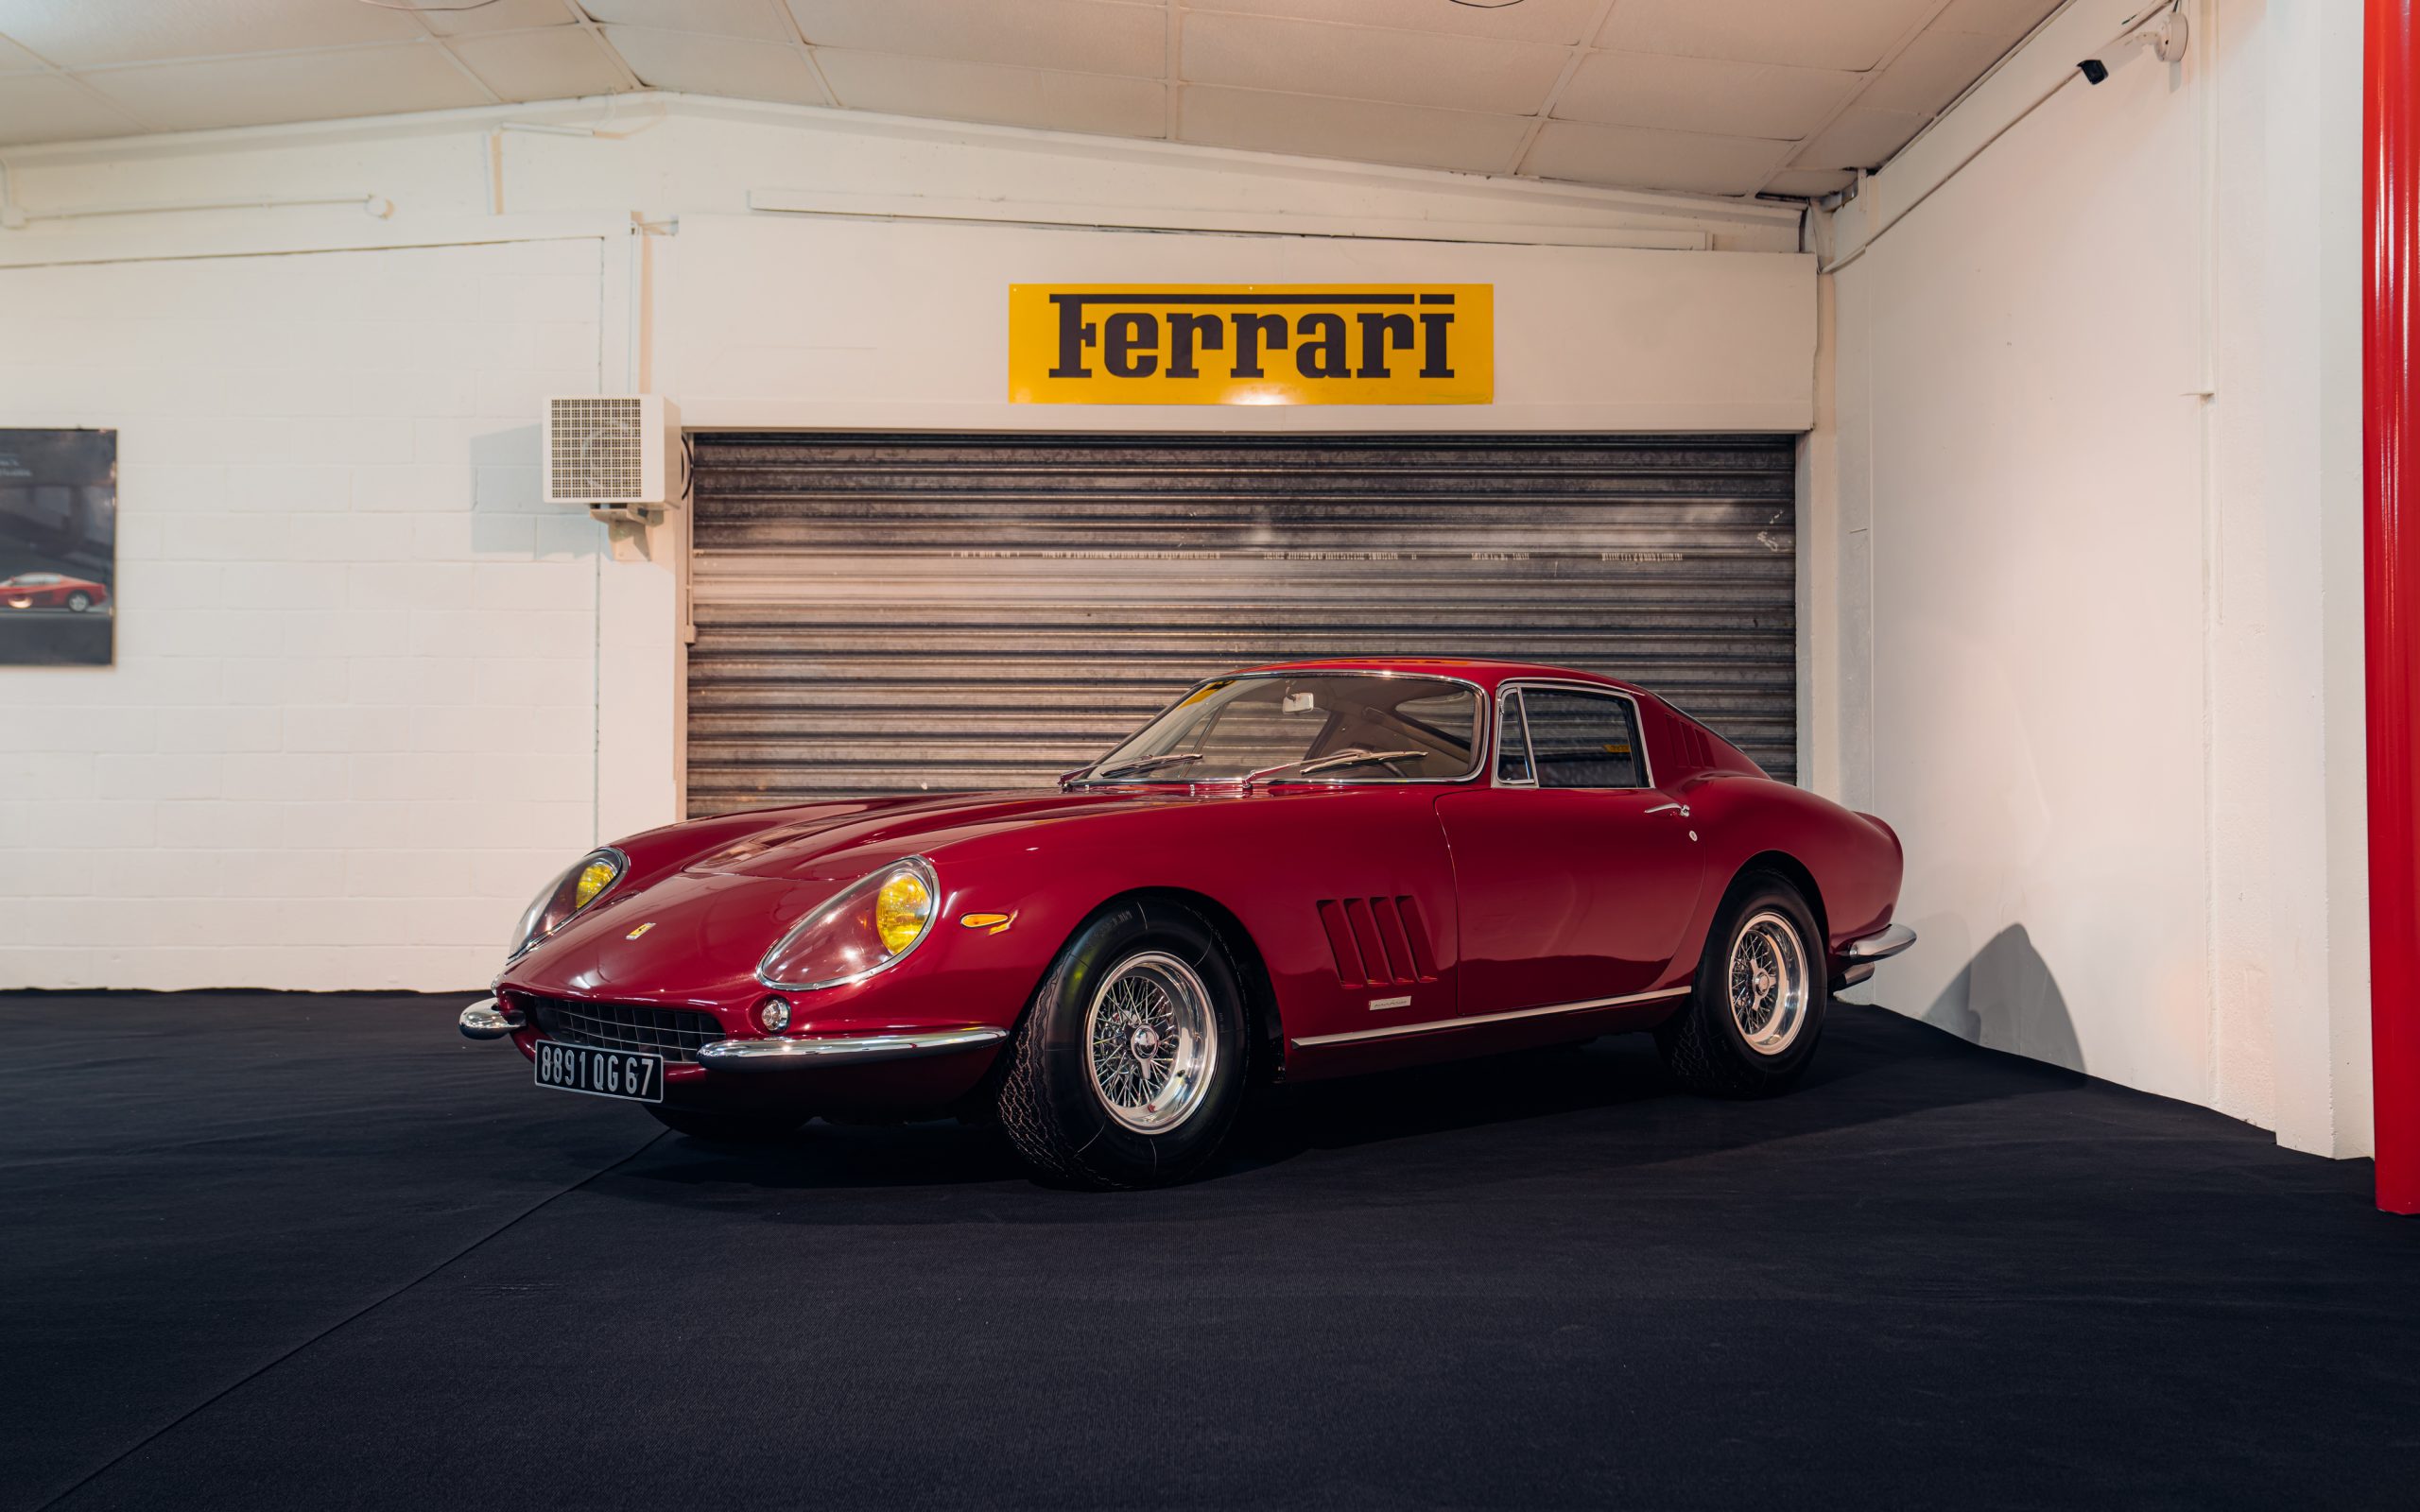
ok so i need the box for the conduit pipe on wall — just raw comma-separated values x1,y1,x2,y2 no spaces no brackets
483,119,598,216
1822,2,2187,276
0,190,392,229
2363,0,2420,1216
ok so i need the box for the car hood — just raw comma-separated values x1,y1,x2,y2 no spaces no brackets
498,787,1207,1002
675,787,1204,883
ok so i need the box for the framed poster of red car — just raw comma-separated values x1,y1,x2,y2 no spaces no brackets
0,429,115,666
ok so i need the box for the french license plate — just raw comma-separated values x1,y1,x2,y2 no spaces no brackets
533,1040,664,1104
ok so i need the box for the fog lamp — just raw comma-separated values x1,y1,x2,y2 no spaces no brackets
758,995,791,1032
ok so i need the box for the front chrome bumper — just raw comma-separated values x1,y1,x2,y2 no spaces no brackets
697,1025,1008,1072
458,996,525,1040
1835,922,1917,988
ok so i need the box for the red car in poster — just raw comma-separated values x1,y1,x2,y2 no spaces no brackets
0,573,109,611
460,659,1914,1188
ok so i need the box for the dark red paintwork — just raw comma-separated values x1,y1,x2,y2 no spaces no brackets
495,659,1906,1115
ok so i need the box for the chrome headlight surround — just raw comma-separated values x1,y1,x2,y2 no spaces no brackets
507,846,631,960
757,855,940,992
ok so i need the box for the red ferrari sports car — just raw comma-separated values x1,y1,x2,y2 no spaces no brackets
0,572,109,611
462,659,1912,1187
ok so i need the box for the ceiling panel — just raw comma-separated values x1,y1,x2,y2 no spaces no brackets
1597,0,1940,73
600,24,828,105
78,43,491,133
1555,51,1860,141
1934,0,2067,40
1187,0,1605,47
0,0,2066,201
1183,10,1565,115
1179,85,1530,174
1790,106,1928,171
0,73,147,143
422,0,581,38
450,26,631,103
0,0,420,71
1525,120,1792,197
786,0,1165,78
577,0,791,43
1856,26,2013,114
817,48,1164,135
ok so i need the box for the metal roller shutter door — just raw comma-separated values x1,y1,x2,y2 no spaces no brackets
686,432,1796,815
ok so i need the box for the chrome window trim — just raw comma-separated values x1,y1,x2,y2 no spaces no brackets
1290,985,1690,1049
1071,668,1496,788
1487,679,1656,792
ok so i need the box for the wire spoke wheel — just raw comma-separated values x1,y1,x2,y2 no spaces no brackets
1083,951,1219,1134
1727,909,1810,1057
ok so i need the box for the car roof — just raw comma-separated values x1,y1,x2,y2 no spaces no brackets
1227,657,1651,699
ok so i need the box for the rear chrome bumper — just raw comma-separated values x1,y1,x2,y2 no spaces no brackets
698,1025,1008,1072
1834,922,1917,988
458,996,525,1040
1842,922,1917,961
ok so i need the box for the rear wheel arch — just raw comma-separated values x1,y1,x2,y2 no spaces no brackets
1723,850,1828,947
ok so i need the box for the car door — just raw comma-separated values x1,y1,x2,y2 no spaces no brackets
1435,683,1706,1014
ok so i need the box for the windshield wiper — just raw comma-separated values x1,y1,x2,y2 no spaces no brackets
1086,751,1206,782
1234,748,1428,785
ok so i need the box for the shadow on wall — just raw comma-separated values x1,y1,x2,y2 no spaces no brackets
469,422,596,558
1920,923,2083,1074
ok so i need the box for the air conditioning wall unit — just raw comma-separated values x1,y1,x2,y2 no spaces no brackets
543,394,682,520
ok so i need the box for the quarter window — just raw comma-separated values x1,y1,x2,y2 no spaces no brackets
1495,691,1533,783
1518,688,1646,789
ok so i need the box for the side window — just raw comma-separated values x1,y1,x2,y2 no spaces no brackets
1520,689,1645,789
1495,690,1533,783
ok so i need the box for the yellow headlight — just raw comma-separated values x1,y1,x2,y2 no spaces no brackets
573,859,618,909
873,869,933,954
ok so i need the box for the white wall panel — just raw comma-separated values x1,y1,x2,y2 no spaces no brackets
0,239,606,991
1825,0,2369,1154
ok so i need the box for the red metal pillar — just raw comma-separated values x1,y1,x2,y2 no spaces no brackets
2369,0,2420,1213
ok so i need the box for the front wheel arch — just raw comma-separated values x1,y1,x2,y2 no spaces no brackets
1031,886,1285,1091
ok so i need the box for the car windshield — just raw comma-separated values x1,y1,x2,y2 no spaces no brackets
1078,673,1482,785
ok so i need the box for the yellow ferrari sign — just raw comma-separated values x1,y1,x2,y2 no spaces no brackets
1009,284,1493,405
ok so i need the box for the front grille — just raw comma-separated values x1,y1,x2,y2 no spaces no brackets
527,998,723,1063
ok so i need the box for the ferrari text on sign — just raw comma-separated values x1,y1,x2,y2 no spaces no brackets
1008,284,1494,404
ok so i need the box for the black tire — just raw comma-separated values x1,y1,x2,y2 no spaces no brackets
648,1107,804,1143
996,897,1251,1189
1656,873,1828,1098
65,592,91,612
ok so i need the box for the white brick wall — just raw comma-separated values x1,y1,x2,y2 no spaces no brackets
0,239,607,990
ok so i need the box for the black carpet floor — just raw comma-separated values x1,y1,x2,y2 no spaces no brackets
3,993,2415,1511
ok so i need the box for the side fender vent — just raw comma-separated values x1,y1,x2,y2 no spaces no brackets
1317,896,1438,988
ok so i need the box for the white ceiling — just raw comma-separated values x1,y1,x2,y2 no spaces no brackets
0,0,2065,199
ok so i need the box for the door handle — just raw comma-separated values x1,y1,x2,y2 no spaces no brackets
1644,801,1691,818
